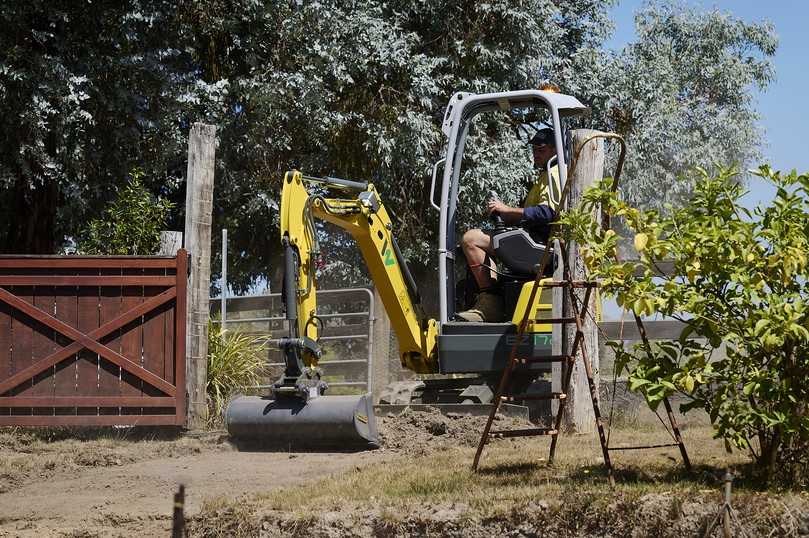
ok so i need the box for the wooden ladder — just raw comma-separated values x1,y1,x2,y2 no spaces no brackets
471,241,691,485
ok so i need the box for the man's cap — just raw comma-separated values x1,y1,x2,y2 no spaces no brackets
528,128,555,147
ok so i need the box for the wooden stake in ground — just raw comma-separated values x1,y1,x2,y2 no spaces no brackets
171,483,186,538
553,129,604,433
184,123,216,429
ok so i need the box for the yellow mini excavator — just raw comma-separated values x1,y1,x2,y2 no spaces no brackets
226,89,589,449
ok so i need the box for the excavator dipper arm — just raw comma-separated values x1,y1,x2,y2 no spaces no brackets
280,170,438,375
225,170,436,449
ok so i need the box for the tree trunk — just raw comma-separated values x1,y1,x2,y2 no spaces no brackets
554,129,604,433
762,427,781,486
1,176,58,254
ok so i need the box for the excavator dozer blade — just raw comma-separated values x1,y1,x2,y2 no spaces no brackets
225,394,379,451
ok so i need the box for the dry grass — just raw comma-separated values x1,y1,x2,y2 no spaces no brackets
259,425,746,514
0,426,224,493
190,425,809,537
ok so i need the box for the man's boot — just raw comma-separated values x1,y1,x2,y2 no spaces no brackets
456,288,505,322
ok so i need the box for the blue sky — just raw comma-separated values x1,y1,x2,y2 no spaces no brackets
607,0,809,209
599,1,808,319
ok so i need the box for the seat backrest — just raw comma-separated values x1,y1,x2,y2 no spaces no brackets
491,229,550,275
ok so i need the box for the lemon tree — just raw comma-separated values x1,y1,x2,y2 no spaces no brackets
563,166,809,486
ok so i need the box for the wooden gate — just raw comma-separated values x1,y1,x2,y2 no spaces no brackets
0,251,187,426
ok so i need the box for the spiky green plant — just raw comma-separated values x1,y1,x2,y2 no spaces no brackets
206,320,268,425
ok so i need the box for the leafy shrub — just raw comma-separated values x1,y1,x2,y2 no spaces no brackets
79,168,174,255
562,166,809,487
206,320,268,424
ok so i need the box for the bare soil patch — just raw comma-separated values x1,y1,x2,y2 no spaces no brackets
377,406,532,456
0,427,381,537
2,409,805,537
0,407,508,536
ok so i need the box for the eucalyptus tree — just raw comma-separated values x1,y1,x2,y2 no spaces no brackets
183,0,616,292
581,2,778,211
0,1,193,253
193,0,776,292
0,0,778,297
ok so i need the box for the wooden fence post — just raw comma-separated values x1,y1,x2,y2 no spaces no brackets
553,129,604,433
184,123,216,429
159,231,183,256
370,286,391,402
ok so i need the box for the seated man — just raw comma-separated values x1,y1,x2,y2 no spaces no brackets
456,127,560,322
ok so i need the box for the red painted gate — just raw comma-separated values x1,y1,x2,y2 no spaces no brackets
0,251,187,426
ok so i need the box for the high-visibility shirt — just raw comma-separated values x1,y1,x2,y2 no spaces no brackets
520,165,560,245
523,165,560,210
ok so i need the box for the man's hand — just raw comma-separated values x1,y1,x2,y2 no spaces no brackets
486,199,509,216
484,199,524,225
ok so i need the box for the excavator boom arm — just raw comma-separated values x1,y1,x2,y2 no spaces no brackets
280,170,438,374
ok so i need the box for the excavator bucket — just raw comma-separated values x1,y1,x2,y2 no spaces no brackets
225,393,379,450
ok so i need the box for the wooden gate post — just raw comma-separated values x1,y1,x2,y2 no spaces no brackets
184,123,216,429
552,129,604,433
159,231,183,256
370,286,391,402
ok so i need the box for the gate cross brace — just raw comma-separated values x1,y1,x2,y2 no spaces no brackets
0,287,177,397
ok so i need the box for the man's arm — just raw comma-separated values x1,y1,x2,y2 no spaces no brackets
487,200,557,227
487,200,523,225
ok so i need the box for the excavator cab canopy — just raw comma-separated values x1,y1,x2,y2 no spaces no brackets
431,90,589,324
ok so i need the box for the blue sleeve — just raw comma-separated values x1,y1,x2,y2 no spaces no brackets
522,204,557,226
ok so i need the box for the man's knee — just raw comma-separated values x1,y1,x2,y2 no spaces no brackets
462,228,487,250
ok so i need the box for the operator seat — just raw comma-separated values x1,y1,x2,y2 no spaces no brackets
491,228,553,277
454,226,555,321
489,227,554,320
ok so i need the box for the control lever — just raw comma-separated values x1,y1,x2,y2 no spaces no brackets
487,190,507,233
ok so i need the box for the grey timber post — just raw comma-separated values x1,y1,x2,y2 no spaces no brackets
370,286,391,402
183,123,217,429
552,129,604,433
159,231,183,255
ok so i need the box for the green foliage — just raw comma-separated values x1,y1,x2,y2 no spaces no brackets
185,0,618,292
176,0,779,292
562,166,809,486
206,320,268,424
79,169,173,255
0,1,191,254
584,1,777,213
0,0,777,293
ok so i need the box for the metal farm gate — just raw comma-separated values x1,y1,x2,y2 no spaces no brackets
215,288,374,393
0,252,187,426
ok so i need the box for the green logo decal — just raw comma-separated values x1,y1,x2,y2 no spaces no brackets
534,334,552,346
380,239,395,266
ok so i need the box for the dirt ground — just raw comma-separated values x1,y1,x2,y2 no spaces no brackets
0,429,372,537
1,409,806,537
0,408,528,537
